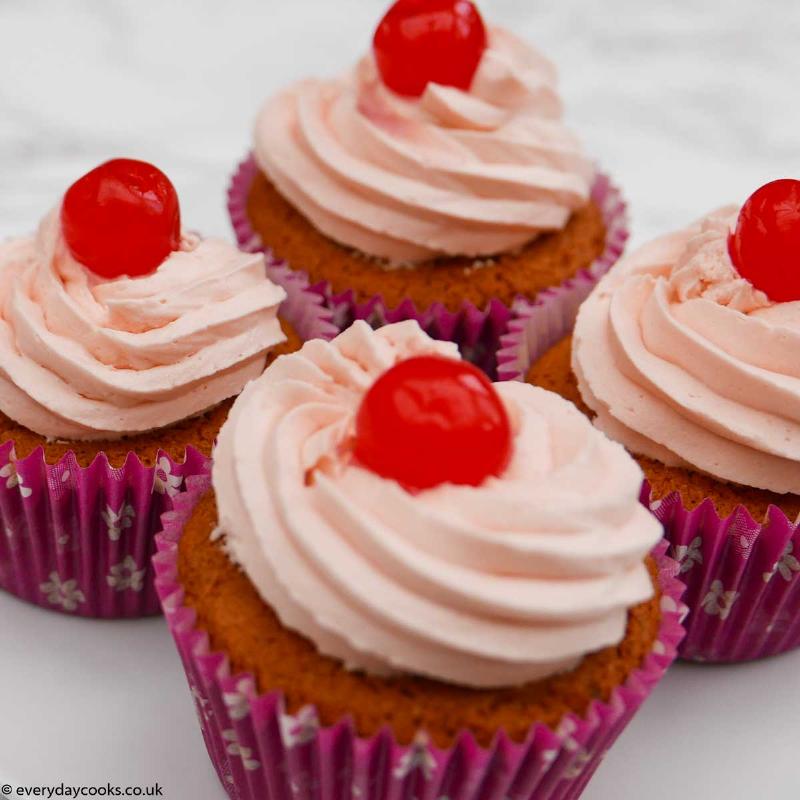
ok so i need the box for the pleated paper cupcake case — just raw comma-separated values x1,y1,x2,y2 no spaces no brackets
154,473,686,800
266,260,338,343
642,482,800,662
495,188,627,383
0,441,209,618
228,154,628,378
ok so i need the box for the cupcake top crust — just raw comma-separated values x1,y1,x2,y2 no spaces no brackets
254,25,595,265
574,196,800,494
0,159,287,441
212,320,661,688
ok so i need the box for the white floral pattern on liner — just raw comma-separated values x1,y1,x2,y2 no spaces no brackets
106,556,145,593
557,717,592,780
0,443,210,619
190,683,213,731
101,502,135,541
0,449,32,498
153,457,183,497
672,537,703,574
393,734,436,781
40,571,85,611
222,729,260,772
280,705,319,748
223,677,257,722
763,542,800,583
701,580,739,620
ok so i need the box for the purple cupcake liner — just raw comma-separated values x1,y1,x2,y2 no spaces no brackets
0,279,332,620
153,472,686,800
0,442,209,618
227,154,628,378
641,483,800,663
495,187,627,383
267,258,338,343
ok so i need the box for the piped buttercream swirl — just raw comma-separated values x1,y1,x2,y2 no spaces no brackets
574,206,800,493
213,320,660,688
0,208,287,440
254,27,595,264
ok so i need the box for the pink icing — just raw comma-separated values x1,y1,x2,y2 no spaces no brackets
0,209,287,440
213,320,660,688
574,206,800,493
254,28,595,264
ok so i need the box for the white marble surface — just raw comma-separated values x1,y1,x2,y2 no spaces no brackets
1,0,800,797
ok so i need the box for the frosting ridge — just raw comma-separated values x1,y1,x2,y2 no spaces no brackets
213,320,659,688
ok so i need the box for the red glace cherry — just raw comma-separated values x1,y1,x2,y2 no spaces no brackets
373,0,488,98
354,355,512,491
728,179,800,302
60,158,181,279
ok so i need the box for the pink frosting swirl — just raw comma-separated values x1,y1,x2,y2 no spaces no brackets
574,206,800,493
0,209,287,440
254,27,595,264
213,320,659,688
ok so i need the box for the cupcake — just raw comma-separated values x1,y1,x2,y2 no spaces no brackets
0,158,334,618
228,0,628,377
154,320,684,800
515,178,800,662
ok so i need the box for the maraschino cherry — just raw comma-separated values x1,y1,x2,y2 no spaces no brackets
354,355,512,491
60,158,181,279
373,0,487,98
728,179,800,302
